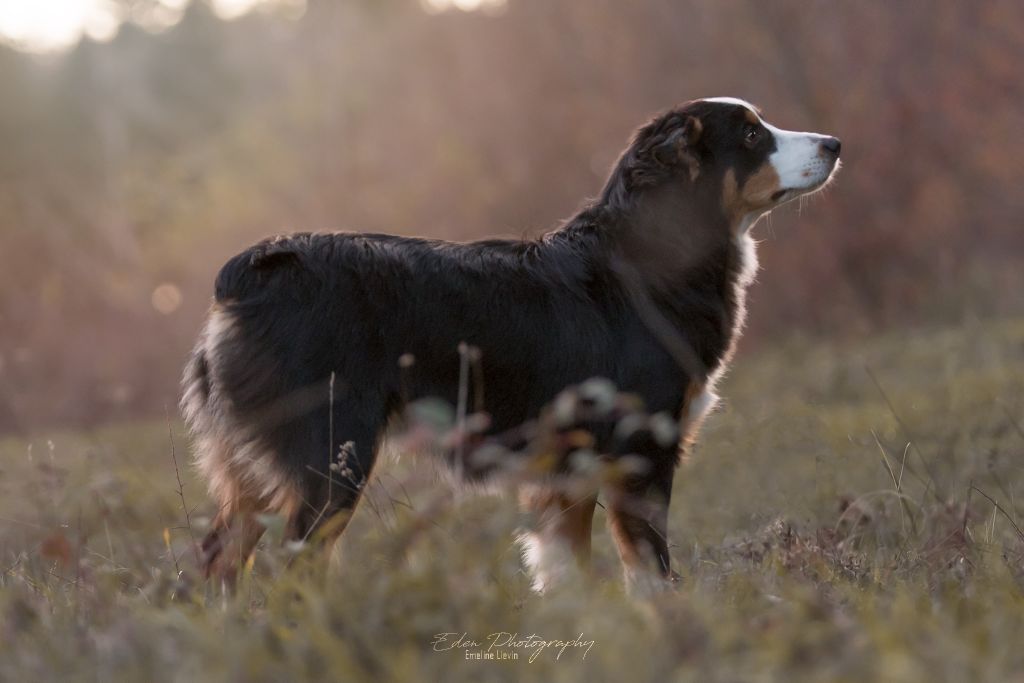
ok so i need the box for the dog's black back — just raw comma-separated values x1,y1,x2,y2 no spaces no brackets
199,212,736,467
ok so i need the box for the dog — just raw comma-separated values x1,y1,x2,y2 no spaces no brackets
181,97,840,594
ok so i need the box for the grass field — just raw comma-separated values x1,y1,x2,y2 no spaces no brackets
2,317,1024,682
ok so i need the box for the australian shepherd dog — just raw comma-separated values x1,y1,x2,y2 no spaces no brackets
181,97,841,595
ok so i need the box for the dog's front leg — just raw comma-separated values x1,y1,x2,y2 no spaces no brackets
604,458,677,597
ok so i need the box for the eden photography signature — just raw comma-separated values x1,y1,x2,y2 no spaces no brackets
431,632,596,663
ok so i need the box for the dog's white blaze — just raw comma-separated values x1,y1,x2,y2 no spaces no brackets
702,97,836,195
763,122,835,192
701,96,758,110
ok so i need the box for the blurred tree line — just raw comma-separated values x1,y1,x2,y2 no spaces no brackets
0,0,1021,431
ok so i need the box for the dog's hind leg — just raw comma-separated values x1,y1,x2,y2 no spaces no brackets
604,454,677,597
282,415,384,564
194,436,303,585
518,486,598,593
200,495,266,586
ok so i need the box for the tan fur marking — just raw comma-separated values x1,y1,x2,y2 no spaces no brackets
741,163,782,208
679,381,706,455
202,502,264,584
680,116,703,181
744,108,759,124
606,508,643,567
721,168,740,219
721,163,782,229
688,116,703,140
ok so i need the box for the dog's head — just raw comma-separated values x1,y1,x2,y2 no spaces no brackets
616,97,841,231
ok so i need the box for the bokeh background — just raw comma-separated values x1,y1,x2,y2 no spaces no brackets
3,4,1024,680
1,0,1022,432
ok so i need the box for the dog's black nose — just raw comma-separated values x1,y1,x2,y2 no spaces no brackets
821,137,841,156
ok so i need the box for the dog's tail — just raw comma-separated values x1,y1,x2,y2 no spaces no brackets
180,339,212,436
184,234,311,431
181,233,312,437
213,233,314,304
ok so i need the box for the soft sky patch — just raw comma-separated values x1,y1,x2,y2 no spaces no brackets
0,0,296,52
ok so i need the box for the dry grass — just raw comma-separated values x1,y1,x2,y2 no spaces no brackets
2,317,1024,682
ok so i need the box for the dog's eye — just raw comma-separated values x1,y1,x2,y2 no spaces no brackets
743,125,761,148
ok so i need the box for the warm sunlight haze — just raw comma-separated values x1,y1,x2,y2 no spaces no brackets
0,0,121,50
0,0,500,52
1,2,1022,680
0,0,296,51
423,0,506,13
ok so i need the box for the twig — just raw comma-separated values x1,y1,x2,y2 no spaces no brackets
0,515,43,528
377,471,415,512
455,342,471,479
165,526,181,576
300,465,380,545
872,430,918,537
303,466,373,512
962,479,973,538
833,489,923,538
1001,403,1024,441
469,345,486,414
85,549,133,575
1,557,22,577
44,568,94,594
75,506,83,611
970,485,1024,545
865,366,944,502
166,408,200,565
328,371,335,506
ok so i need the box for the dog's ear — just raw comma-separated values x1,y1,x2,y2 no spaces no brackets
653,116,703,180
